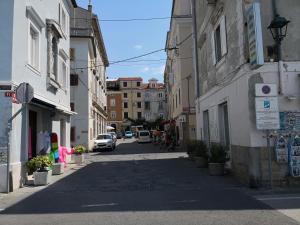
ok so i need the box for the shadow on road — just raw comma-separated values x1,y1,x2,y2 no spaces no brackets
1,156,285,215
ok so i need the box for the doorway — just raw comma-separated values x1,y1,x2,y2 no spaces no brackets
29,110,37,159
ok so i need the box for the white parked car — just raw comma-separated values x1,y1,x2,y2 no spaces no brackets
137,130,151,143
93,134,116,151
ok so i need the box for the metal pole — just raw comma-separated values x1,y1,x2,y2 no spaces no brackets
266,130,273,188
6,123,11,193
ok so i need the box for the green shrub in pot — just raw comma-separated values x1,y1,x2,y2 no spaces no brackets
26,155,53,174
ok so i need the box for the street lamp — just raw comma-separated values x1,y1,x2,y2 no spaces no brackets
267,14,290,43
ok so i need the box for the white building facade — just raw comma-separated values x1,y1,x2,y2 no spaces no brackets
70,5,109,150
165,0,197,144
0,0,77,192
193,0,300,186
143,79,167,122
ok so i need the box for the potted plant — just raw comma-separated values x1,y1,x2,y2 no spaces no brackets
26,155,53,186
187,140,197,160
208,144,227,176
194,140,208,168
73,145,86,164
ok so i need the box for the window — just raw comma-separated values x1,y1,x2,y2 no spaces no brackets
137,102,142,108
145,102,150,110
123,82,127,87
124,102,128,108
211,15,227,64
29,25,39,69
124,112,128,119
59,4,68,35
70,48,75,61
111,111,116,119
137,112,142,119
158,92,163,98
70,74,78,86
159,113,164,119
71,127,76,142
151,83,156,88
137,82,141,87
59,57,67,89
51,37,58,80
123,92,128,98
158,101,163,110
110,99,116,107
178,89,181,104
214,25,222,63
70,102,75,111
176,94,178,108
137,92,141,98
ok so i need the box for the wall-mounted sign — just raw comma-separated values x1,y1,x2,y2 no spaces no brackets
255,97,280,130
246,2,264,68
255,84,277,97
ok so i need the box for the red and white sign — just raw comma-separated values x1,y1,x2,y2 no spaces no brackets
4,91,19,104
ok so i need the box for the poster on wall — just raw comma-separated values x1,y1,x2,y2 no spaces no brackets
280,112,300,131
275,136,288,163
290,135,300,177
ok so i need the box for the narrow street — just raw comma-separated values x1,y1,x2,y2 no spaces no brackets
0,139,299,225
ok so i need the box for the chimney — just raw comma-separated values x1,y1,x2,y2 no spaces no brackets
88,0,92,12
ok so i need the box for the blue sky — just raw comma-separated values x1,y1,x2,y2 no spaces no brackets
76,0,172,82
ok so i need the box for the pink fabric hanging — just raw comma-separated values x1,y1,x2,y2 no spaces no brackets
58,146,75,167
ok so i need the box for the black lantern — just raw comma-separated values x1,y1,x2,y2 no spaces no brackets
268,14,290,42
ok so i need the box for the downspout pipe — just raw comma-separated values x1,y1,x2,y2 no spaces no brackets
191,0,200,98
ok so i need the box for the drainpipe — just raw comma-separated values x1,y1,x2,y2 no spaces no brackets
271,0,284,95
191,0,200,98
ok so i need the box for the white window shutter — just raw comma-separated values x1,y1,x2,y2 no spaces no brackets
211,31,216,65
220,15,227,56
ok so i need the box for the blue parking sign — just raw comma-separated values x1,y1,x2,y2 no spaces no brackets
264,100,270,109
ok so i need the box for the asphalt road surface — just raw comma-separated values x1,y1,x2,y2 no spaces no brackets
0,138,299,225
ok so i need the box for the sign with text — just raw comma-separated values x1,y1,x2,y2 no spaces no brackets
255,97,280,130
246,2,264,68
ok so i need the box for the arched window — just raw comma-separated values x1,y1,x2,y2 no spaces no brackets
51,37,58,78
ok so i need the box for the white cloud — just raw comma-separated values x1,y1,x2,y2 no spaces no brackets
151,65,165,75
134,44,143,50
142,67,150,72
141,65,165,75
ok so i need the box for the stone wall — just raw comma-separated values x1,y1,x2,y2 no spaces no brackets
231,145,290,188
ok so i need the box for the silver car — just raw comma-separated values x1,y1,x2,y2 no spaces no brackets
93,134,116,151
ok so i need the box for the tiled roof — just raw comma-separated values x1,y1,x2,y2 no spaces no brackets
118,77,143,81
